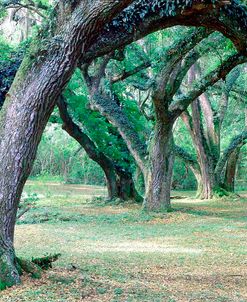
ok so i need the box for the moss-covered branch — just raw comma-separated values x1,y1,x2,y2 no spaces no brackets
174,145,200,172
215,130,247,180
169,54,247,117
83,0,247,63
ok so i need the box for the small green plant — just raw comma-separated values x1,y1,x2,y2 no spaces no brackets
17,192,39,219
114,288,124,295
97,287,108,294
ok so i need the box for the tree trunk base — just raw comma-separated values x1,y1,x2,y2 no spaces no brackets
0,252,21,290
16,258,42,279
142,197,172,212
198,186,232,199
0,253,61,291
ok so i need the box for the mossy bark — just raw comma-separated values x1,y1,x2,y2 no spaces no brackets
0,247,20,290
223,147,241,192
0,0,133,289
143,123,174,211
116,169,143,203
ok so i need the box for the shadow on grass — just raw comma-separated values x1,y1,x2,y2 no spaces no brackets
172,200,247,222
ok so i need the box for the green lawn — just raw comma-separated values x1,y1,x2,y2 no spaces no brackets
1,181,247,302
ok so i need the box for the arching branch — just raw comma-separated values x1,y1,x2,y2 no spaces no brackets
169,54,247,118
83,0,247,64
215,130,247,179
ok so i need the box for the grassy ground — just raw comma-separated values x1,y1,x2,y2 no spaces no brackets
1,181,247,302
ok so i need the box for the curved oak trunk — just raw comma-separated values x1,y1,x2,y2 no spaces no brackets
102,167,117,200
223,147,241,192
116,169,143,203
198,158,216,199
144,124,174,211
98,166,141,202
189,98,218,200
0,0,132,289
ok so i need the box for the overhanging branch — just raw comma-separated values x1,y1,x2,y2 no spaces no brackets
215,130,247,178
169,54,247,118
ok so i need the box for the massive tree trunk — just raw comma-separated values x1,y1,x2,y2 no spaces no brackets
181,108,217,199
0,0,133,289
115,168,143,203
181,65,219,200
144,123,174,211
191,101,217,199
199,157,216,199
223,147,241,192
174,145,203,197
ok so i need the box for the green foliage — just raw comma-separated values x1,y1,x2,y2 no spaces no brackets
18,192,40,219
31,124,105,185
64,71,136,172
0,38,13,61
173,159,197,190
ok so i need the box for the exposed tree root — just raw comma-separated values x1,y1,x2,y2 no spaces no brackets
32,253,61,270
16,253,61,279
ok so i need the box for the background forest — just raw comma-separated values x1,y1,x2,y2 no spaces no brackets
0,3,246,194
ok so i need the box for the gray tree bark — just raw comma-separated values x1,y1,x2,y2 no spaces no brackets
0,0,133,289
224,147,241,192
144,123,174,211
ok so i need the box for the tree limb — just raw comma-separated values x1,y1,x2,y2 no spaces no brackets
218,67,241,127
169,54,247,118
215,130,247,179
153,28,211,102
111,61,151,84
88,92,148,173
82,0,247,64
174,145,200,172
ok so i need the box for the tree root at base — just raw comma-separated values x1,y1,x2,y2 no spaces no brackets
16,253,61,279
